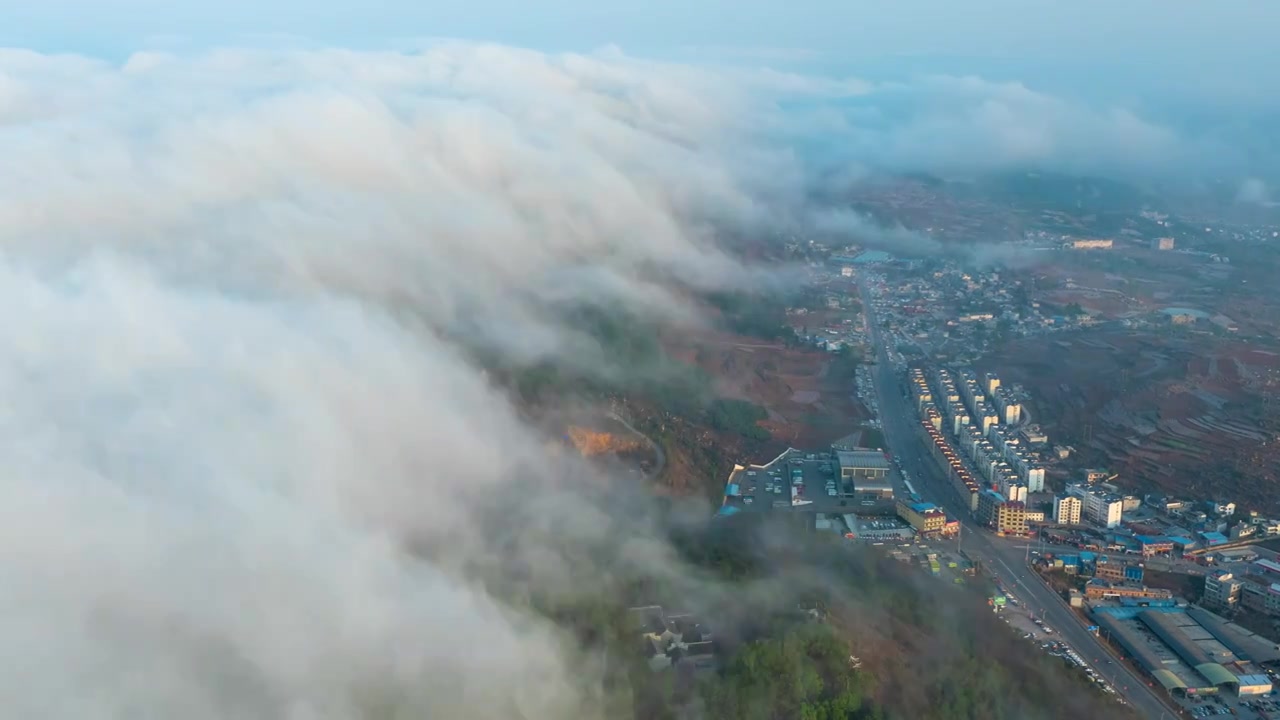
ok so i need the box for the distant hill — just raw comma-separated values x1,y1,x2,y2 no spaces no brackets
950,170,1162,215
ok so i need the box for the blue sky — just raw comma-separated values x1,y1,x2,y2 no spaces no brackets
6,0,1275,101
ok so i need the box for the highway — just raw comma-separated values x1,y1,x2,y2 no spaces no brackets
857,274,1174,720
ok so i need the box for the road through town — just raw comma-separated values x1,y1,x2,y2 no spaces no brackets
858,275,1173,720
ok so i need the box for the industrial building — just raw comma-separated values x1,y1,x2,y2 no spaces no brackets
850,477,895,507
1091,605,1280,697
836,450,890,480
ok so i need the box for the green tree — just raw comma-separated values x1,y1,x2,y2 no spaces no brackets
702,622,873,720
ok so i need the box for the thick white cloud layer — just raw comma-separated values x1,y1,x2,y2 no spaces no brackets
0,43,774,720
0,41,1260,718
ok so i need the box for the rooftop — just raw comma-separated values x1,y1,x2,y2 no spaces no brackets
1093,609,1208,692
836,450,890,471
1254,558,1280,575
1161,306,1210,319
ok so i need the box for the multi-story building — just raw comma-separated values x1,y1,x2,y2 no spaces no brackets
1094,557,1128,582
984,372,1001,396
1135,535,1174,557
976,489,1002,526
1253,518,1280,536
1094,496,1124,528
977,490,1028,535
1068,484,1124,528
1203,570,1243,612
999,479,1028,504
1000,400,1022,425
1053,495,1082,525
975,406,999,436
996,501,1028,536
1240,576,1280,616
896,500,947,534
1024,464,1045,493
922,404,943,432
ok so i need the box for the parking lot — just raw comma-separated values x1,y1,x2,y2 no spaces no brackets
991,589,1131,708
1177,689,1280,719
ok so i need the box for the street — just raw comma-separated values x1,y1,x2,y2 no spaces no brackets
858,275,1174,720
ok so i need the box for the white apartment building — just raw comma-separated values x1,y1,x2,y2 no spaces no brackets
1001,402,1022,425
1068,485,1123,528
1024,465,1046,493
1003,482,1028,504
984,372,1001,396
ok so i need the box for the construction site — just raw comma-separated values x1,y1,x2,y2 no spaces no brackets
541,408,663,480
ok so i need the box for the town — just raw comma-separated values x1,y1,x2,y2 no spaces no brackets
711,245,1280,720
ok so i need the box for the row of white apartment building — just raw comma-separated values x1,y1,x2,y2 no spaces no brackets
989,425,1045,491
934,368,1045,493
926,368,1036,503
1065,483,1124,528
982,370,1024,424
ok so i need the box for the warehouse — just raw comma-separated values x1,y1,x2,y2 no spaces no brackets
1092,606,1277,697
1140,610,1241,691
1093,609,1210,695
836,450,891,480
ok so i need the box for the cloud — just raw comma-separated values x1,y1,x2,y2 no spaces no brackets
1236,177,1276,207
801,75,1198,182
0,43,791,719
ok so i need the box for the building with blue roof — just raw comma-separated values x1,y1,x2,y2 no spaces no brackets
895,498,947,534
1135,535,1175,556
1200,531,1228,547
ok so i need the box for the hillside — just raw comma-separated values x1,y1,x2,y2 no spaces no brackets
519,511,1141,720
